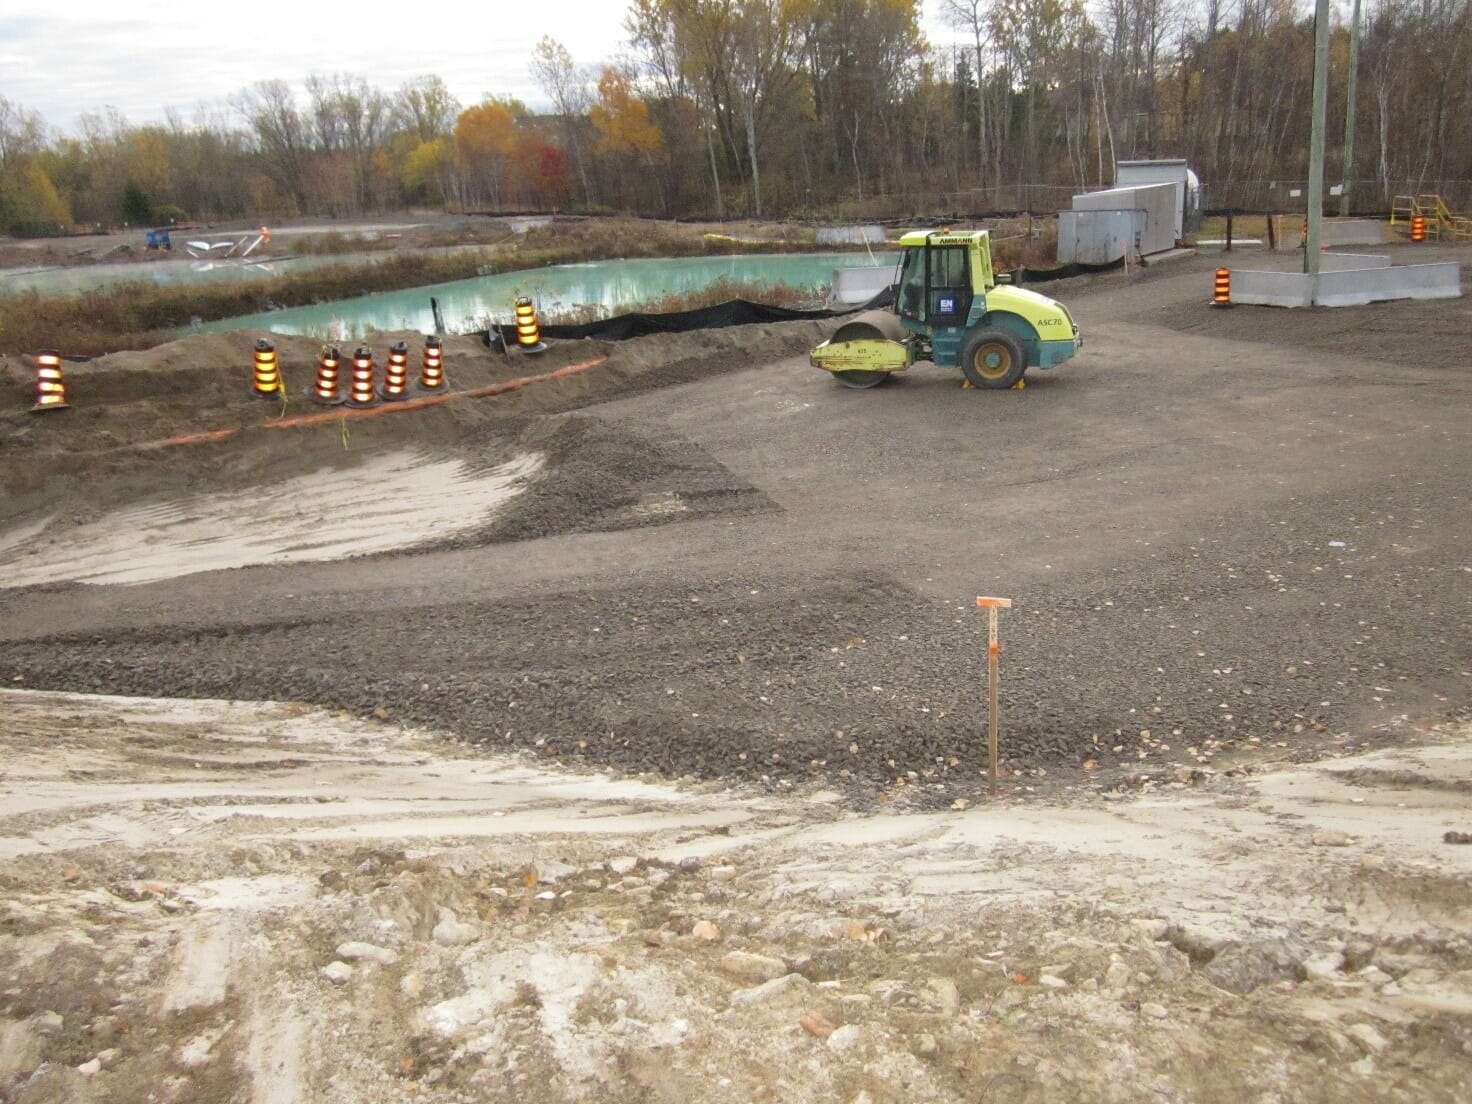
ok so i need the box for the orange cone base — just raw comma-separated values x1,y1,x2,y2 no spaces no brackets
377,389,410,403
31,400,70,414
517,341,547,355
308,388,345,406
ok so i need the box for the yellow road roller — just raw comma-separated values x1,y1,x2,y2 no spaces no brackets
811,229,1082,389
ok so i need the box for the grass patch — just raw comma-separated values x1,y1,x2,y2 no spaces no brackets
0,253,491,357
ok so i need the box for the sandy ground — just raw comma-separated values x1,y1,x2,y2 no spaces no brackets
1,688,1469,1103
0,243,1470,1100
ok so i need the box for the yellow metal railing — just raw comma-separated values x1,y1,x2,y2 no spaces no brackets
1392,193,1470,242
1419,194,1451,236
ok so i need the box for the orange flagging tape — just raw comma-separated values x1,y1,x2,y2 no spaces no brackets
129,356,610,451
975,596,1013,609
264,355,607,430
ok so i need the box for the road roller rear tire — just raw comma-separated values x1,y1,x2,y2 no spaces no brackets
959,329,1026,390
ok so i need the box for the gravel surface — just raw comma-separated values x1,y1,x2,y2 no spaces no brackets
1,250,1468,802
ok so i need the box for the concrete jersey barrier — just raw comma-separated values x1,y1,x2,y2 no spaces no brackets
1231,262,1462,308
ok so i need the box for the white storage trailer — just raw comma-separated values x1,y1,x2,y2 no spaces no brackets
1060,181,1179,263
1114,159,1202,241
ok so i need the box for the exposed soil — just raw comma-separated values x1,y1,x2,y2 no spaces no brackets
0,690,1469,1104
1,248,1468,798
0,241,1469,1101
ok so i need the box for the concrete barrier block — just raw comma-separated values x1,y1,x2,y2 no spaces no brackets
1232,270,1314,307
1319,253,1391,272
1293,219,1389,248
829,265,895,306
1316,262,1463,307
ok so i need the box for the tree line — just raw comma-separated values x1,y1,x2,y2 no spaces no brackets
1,0,1468,235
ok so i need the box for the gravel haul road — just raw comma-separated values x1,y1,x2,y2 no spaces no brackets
1,244,1470,1103
2,249,1468,799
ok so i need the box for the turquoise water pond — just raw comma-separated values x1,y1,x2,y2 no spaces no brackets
195,252,899,339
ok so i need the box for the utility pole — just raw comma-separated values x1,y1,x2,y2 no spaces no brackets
1340,0,1363,217
1305,0,1331,300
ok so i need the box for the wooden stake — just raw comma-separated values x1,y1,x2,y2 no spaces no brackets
976,597,1013,798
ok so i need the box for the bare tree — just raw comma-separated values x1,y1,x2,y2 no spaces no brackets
233,80,311,211
530,37,595,206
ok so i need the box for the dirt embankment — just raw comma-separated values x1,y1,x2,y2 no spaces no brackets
1,690,1470,1104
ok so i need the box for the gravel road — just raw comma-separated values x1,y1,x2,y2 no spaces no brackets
1,248,1468,801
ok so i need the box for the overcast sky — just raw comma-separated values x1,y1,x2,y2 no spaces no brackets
3,0,973,134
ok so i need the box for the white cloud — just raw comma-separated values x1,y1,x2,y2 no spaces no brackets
3,0,631,130
7,1,962,133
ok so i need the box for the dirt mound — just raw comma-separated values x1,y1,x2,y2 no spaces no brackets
0,321,824,542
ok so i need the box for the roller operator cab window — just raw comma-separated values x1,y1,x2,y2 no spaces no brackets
896,244,971,325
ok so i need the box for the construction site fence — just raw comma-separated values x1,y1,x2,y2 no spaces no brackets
565,178,1472,223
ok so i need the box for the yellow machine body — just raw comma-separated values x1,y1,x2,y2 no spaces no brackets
811,229,1081,390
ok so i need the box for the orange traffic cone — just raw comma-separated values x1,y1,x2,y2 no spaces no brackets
310,345,344,405
346,346,378,408
31,350,70,413
514,297,546,354
420,335,445,391
251,339,284,400
379,341,410,402
1211,268,1232,307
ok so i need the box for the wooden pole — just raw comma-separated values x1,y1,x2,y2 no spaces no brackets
976,597,1013,797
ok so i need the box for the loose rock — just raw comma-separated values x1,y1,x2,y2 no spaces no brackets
1202,940,1302,995
1301,951,1345,981
926,977,961,1017
721,951,787,983
335,941,399,966
1346,1023,1389,1054
320,961,354,985
431,910,479,946
799,1011,835,1038
731,973,810,1006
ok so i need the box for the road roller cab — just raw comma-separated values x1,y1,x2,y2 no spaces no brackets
810,229,1081,389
